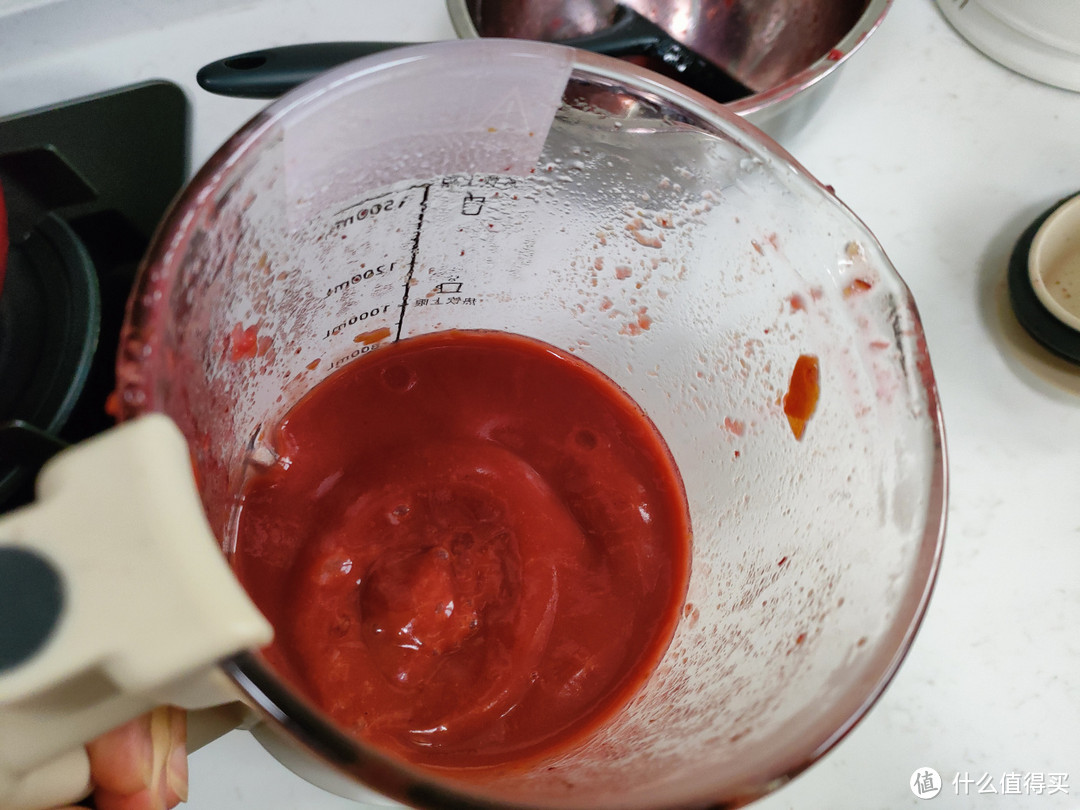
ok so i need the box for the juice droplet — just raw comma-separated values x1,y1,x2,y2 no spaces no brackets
783,354,820,440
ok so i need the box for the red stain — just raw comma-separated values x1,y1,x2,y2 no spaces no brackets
229,323,260,361
827,48,844,61
843,278,873,298
104,390,121,419
789,294,806,312
619,307,652,336
626,218,663,249
783,354,820,441
354,326,392,345
723,417,745,436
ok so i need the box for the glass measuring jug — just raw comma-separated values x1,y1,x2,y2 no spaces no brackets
25,39,947,809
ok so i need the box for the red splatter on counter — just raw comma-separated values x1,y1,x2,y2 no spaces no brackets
231,330,691,770
783,354,820,440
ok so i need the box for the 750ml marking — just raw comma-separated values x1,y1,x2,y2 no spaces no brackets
324,304,393,339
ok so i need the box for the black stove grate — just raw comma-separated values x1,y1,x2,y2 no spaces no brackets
0,81,189,509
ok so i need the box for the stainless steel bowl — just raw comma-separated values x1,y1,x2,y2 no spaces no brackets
447,0,892,143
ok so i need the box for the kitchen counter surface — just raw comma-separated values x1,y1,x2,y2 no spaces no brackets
2,1,1078,807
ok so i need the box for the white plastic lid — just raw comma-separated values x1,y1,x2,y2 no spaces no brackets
937,0,1080,91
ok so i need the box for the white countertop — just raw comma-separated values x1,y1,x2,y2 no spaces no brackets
3,1,1079,808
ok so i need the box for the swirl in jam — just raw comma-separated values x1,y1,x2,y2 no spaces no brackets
232,330,691,769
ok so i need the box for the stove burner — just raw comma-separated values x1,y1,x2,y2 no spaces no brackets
0,81,188,509
0,214,100,502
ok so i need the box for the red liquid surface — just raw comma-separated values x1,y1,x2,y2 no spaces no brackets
232,330,691,769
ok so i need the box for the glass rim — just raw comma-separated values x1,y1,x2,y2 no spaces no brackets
121,38,947,809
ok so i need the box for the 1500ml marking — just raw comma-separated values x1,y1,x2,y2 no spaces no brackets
332,197,411,232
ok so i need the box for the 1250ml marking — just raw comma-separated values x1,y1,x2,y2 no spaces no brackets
324,262,396,298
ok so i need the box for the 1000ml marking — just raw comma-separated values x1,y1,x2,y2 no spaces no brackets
325,262,396,298
324,304,394,339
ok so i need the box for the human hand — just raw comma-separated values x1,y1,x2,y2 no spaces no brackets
55,707,187,810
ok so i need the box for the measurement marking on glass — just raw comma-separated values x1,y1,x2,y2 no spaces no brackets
397,182,431,340
332,182,430,221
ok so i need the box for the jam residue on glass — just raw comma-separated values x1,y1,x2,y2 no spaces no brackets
783,353,820,440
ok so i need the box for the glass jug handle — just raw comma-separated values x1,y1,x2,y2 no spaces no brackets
0,415,272,810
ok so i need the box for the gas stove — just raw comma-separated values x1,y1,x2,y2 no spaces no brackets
0,0,456,510
0,82,186,506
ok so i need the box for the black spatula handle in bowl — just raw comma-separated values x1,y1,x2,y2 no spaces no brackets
196,6,753,103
